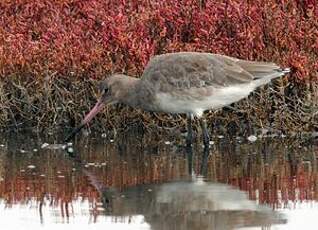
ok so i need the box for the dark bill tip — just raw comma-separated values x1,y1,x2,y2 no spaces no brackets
64,123,85,143
64,99,105,143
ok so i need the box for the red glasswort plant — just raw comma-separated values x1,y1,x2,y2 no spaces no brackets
0,0,317,81
0,0,317,131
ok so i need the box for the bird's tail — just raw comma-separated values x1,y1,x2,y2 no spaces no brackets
280,68,291,74
252,67,290,87
233,57,290,85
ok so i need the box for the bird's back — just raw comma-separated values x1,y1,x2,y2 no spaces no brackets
141,52,286,90
138,52,288,116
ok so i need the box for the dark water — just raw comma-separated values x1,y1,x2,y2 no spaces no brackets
0,132,317,230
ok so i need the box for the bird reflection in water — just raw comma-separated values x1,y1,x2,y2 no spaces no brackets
64,141,287,230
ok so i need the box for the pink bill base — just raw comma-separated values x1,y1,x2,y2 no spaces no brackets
82,99,105,125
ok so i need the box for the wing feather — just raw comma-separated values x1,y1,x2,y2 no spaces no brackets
141,52,281,93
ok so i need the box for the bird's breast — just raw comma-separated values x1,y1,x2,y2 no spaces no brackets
155,84,254,117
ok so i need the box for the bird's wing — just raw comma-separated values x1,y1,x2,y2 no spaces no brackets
141,52,280,92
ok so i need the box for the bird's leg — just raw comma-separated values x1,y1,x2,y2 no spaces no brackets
200,118,210,147
186,144,193,175
200,144,209,176
186,114,193,146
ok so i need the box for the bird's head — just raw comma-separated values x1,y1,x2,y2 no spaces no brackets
82,74,128,125
64,74,137,142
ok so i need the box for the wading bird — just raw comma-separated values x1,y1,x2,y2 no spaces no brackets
65,52,290,145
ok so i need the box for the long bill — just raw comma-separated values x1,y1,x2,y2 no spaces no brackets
64,98,105,142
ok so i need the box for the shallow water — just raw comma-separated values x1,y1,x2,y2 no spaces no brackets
0,132,317,230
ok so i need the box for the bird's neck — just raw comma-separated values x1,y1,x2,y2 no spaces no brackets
119,76,156,111
118,76,142,107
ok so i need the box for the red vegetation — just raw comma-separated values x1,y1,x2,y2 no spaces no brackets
0,0,317,81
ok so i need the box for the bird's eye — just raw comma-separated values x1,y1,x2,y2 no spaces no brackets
104,87,109,94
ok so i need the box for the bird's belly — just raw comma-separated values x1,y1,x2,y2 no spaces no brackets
156,84,254,117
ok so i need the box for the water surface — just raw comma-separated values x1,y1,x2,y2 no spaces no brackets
0,132,317,229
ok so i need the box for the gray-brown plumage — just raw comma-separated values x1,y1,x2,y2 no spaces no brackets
65,52,290,145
